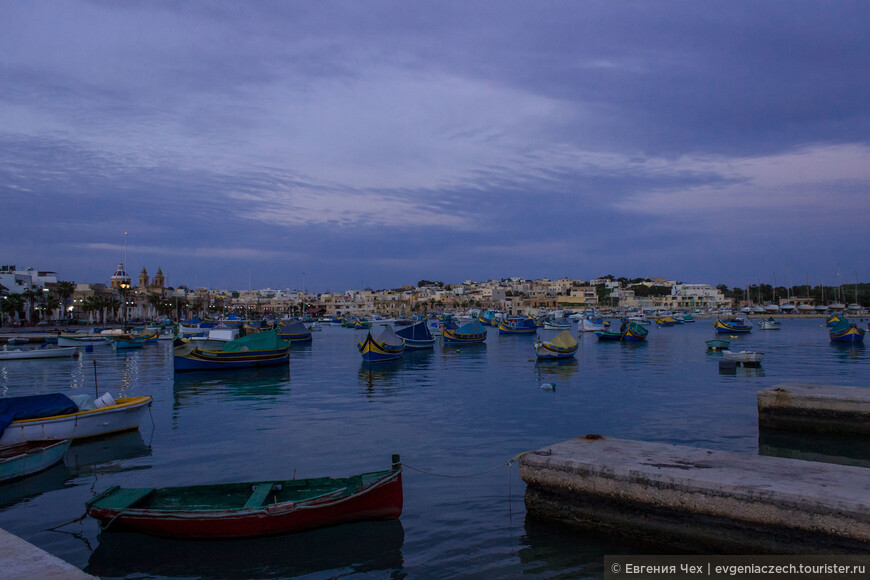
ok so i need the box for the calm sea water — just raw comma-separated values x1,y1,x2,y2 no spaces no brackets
1,318,868,579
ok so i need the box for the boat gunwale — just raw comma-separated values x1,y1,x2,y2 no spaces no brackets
6,396,152,425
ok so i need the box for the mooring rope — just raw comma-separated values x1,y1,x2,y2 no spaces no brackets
402,449,550,478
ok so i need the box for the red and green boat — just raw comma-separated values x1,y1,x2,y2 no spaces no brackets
86,455,403,539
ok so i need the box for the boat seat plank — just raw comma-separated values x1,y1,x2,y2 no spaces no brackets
99,487,154,510
244,483,275,508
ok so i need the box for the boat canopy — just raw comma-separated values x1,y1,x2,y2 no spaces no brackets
220,329,289,352
456,320,486,335
376,326,404,347
395,321,433,341
0,394,78,437
546,330,578,349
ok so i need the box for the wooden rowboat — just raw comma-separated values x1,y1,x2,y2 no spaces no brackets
86,455,404,539
0,439,72,483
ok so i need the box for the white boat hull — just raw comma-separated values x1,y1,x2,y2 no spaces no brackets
0,347,78,360
0,397,152,445
57,334,111,347
722,350,764,364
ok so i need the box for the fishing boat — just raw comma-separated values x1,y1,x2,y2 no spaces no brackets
111,334,147,350
655,316,677,327
0,393,153,445
722,350,764,366
542,318,571,331
57,332,112,347
0,345,78,360
173,330,291,372
620,321,649,342
498,317,538,334
713,317,752,334
579,317,609,333
358,327,405,362
0,439,72,483
706,339,731,351
594,329,623,341
829,320,865,344
442,320,487,344
533,331,578,360
394,320,435,349
277,319,313,343
85,455,403,539
6,337,29,345
757,317,781,330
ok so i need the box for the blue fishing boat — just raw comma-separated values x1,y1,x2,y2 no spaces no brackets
174,330,290,372
713,318,752,334
706,339,731,351
533,331,578,360
620,321,649,342
358,327,405,362
112,334,147,350
442,320,487,344
828,320,865,344
498,317,537,334
394,321,435,349
594,329,623,341
0,439,72,483
478,310,496,327
276,319,313,343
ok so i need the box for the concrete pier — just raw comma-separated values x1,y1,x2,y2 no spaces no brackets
520,435,870,553
758,383,870,435
0,528,96,579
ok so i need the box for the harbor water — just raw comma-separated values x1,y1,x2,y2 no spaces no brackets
0,318,868,578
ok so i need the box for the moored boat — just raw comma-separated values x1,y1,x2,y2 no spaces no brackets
0,393,153,445
277,319,313,343
0,346,78,360
829,320,865,344
0,439,72,483
533,331,578,360
498,317,537,334
757,317,781,330
57,332,112,347
722,350,764,365
579,317,609,333
442,320,487,344
86,455,403,539
706,339,731,351
714,317,752,334
655,316,677,327
358,327,405,362
174,330,291,372
620,321,649,342
594,329,623,341
395,320,435,349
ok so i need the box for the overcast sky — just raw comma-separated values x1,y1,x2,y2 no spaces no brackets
2,1,868,292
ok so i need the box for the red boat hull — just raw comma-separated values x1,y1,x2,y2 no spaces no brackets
88,472,402,539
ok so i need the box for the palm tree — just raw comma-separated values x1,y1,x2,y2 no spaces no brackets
22,285,40,325
55,281,75,321
43,293,61,322
1,293,25,326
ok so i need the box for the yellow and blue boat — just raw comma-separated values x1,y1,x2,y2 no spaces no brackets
174,330,290,371
534,331,578,360
713,318,752,334
442,320,487,344
498,317,537,334
358,327,405,362
829,320,864,344
621,321,649,342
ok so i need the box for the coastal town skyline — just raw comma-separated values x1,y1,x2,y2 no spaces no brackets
3,3,869,291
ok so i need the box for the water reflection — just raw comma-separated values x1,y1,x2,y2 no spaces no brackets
0,462,71,509
534,358,579,382
759,428,870,468
64,430,152,477
358,360,403,397
86,520,405,579
173,366,291,407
